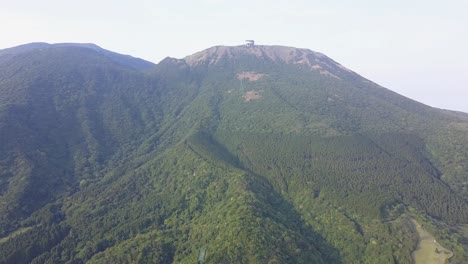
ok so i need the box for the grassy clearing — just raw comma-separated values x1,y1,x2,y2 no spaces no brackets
411,219,453,264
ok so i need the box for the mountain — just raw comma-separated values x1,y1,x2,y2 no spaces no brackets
0,43,467,263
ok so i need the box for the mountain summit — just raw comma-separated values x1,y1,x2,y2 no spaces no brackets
0,43,467,263
184,45,353,78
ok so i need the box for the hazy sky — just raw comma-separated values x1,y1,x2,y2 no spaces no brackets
1,0,467,112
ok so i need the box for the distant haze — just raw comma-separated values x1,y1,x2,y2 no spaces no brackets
1,0,467,112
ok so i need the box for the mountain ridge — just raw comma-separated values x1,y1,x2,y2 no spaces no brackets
0,42,156,71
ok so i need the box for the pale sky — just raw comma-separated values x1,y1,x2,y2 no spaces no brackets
1,0,467,113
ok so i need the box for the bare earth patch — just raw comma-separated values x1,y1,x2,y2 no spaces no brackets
319,70,340,79
243,90,262,102
237,71,267,81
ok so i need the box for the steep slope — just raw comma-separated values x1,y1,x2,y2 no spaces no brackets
0,43,467,263
0,45,161,231
185,45,468,200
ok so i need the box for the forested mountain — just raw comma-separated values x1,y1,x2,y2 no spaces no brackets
0,43,467,263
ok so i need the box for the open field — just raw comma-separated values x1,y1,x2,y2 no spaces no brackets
411,219,453,264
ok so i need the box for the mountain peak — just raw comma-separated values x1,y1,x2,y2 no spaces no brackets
183,45,352,77
184,45,318,64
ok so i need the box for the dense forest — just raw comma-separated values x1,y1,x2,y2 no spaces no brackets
0,43,467,263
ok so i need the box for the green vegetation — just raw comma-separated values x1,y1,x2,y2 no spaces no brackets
0,43,467,263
